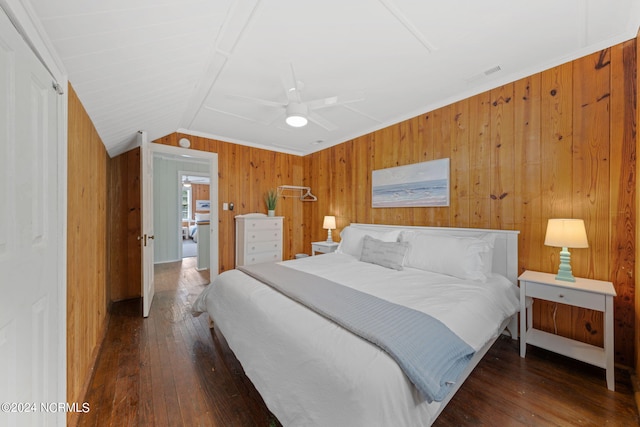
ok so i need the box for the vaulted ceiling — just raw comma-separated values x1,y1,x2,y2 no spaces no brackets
26,0,640,157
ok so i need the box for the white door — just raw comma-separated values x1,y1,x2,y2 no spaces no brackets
0,8,65,426
140,131,155,317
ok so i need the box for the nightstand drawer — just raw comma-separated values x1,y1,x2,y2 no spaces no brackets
526,282,606,311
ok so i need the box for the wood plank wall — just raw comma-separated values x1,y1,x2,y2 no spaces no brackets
108,148,142,301
154,135,306,272
67,84,109,426
303,40,637,366
636,30,640,382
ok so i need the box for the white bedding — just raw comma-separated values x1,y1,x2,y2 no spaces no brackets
193,252,519,426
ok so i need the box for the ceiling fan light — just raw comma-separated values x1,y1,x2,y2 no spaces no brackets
285,103,308,127
286,114,308,127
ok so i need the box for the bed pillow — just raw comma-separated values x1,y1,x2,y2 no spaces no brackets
360,235,409,270
400,232,491,281
336,226,401,258
477,233,496,276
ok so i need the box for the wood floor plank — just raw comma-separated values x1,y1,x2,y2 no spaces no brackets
78,258,638,426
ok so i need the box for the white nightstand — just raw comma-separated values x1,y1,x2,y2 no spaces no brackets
518,270,616,391
311,241,339,255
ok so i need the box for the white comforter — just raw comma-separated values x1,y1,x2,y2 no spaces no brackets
193,253,519,426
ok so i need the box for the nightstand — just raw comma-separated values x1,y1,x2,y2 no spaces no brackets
311,241,339,255
518,270,616,391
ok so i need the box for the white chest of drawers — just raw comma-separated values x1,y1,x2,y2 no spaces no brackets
235,214,283,267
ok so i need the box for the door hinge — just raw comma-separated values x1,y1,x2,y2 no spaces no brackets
52,81,64,95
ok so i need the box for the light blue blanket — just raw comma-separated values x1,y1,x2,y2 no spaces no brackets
239,263,475,403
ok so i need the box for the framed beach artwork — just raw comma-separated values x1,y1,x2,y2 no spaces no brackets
196,200,211,211
372,158,450,208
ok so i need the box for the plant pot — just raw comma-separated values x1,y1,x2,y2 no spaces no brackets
268,210,275,217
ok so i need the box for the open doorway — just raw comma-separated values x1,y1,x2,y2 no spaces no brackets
180,172,211,261
148,144,218,297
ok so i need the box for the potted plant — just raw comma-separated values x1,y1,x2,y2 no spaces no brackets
265,188,277,216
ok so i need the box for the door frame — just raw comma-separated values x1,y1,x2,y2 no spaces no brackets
150,142,219,277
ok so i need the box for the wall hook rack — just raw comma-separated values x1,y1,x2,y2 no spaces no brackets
277,185,317,201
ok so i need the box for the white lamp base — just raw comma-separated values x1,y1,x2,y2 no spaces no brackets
326,229,333,243
555,247,576,282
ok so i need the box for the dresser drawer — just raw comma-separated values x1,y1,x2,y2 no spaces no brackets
246,229,281,243
245,250,281,265
247,240,280,254
245,219,282,231
525,281,606,311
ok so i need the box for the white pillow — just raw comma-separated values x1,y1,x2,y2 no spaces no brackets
336,226,401,258
477,233,496,276
360,235,409,270
400,232,491,281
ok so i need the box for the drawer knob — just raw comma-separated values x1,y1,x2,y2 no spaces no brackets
558,294,564,298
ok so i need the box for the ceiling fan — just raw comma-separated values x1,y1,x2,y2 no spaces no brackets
230,63,364,131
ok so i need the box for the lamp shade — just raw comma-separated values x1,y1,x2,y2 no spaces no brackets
544,219,588,248
323,216,336,230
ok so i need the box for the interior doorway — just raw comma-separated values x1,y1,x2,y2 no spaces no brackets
180,172,211,260
146,143,218,302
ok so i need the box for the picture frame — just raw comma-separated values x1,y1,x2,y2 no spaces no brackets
196,200,211,211
372,158,450,208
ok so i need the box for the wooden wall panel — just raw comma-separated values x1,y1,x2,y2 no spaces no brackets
468,91,492,229
108,148,141,302
636,33,640,376
153,135,305,271
609,39,637,367
67,84,109,426
303,40,636,366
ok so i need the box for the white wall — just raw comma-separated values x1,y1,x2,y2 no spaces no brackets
153,155,209,263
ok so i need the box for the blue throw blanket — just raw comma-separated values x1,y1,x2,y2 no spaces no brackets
238,263,475,402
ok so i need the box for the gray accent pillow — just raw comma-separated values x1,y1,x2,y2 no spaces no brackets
360,235,409,271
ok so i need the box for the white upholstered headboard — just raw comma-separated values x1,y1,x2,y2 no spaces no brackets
349,224,520,284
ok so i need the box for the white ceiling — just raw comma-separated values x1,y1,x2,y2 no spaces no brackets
25,0,640,157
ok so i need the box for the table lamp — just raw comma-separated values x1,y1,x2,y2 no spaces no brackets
544,219,588,282
323,216,336,243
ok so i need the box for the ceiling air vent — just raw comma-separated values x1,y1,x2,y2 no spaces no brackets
465,65,502,83
484,65,501,76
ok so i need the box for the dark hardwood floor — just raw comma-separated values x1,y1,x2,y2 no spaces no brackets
78,258,639,426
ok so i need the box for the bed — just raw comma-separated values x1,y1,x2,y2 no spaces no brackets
193,223,520,426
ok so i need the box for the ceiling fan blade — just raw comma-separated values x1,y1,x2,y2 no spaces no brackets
279,62,304,103
308,111,337,131
227,93,286,108
267,110,286,126
288,62,303,103
306,93,365,110
203,105,279,126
